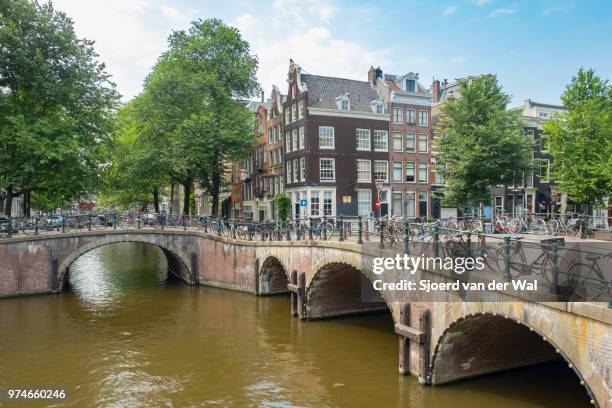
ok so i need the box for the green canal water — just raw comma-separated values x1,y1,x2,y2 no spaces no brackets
0,242,592,407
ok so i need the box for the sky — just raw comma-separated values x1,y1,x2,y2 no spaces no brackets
52,0,612,106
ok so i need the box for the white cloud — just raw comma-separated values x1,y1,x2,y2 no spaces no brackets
487,3,518,18
53,0,197,101
543,4,571,16
442,5,458,16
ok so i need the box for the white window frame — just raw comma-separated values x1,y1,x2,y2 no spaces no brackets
299,126,304,150
418,163,428,183
300,157,306,181
319,126,335,150
419,110,428,127
319,158,336,182
418,133,428,153
287,161,292,184
298,100,304,120
292,129,298,150
357,189,372,217
356,159,371,182
406,109,416,125
393,107,403,124
356,128,371,151
406,161,415,183
293,159,299,183
393,132,403,152
374,160,389,183
393,161,403,183
373,130,388,152
406,133,416,152
285,132,291,152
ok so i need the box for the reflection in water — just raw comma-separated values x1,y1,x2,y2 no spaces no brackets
0,242,591,407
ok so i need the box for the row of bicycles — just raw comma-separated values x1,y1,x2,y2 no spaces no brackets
493,213,583,236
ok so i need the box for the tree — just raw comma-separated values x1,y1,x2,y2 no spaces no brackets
436,75,532,216
276,195,291,222
141,18,259,216
544,69,612,209
0,0,119,215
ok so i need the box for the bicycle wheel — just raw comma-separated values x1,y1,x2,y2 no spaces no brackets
566,263,606,301
321,222,334,240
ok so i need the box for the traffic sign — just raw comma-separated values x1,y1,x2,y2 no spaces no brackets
375,199,381,208
300,199,307,207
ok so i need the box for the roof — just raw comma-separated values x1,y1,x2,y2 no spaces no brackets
526,99,566,110
245,101,272,112
300,74,381,112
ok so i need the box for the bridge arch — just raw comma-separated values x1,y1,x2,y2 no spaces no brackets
258,256,290,295
429,312,597,405
57,237,193,291
304,261,394,320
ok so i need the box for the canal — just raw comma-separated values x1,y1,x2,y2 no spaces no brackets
0,242,591,407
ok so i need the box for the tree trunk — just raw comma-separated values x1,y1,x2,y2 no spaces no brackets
169,184,175,215
479,201,485,233
182,182,191,216
22,190,31,217
153,187,160,213
211,170,221,218
4,187,13,217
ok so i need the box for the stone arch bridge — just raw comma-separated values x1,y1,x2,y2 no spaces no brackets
1,229,610,407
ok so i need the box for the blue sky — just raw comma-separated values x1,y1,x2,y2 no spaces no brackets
54,0,612,106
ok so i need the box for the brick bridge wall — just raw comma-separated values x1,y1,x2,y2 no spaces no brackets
0,230,610,407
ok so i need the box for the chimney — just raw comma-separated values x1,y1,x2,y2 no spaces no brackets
432,79,440,103
368,66,377,84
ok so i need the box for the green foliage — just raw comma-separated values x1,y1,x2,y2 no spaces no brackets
0,0,119,214
435,75,532,207
275,195,291,221
105,18,259,215
544,68,612,205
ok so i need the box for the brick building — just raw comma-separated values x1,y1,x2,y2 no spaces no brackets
372,67,435,219
283,59,389,219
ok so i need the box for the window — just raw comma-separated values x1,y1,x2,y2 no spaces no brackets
300,157,305,181
285,132,291,152
418,163,428,183
419,191,428,218
341,98,350,111
418,133,428,153
374,160,389,182
536,159,550,182
373,130,388,151
376,102,384,114
292,129,298,150
298,100,304,119
393,107,402,123
406,133,416,152
419,110,428,126
525,129,535,140
287,162,292,184
358,189,371,216
435,164,445,185
406,162,415,182
356,129,370,150
393,133,403,152
405,79,416,92
323,191,333,216
392,191,402,216
299,127,304,150
393,162,403,182
292,104,297,122
357,160,371,182
540,133,549,152
406,191,416,218
320,158,335,181
293,159,299,183
319,126,335,149
285,109,290,125
406,109,416,124
311,192,320,216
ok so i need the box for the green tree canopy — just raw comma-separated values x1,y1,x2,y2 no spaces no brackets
0,0,119,215
436,75,532,209
544,69,612,206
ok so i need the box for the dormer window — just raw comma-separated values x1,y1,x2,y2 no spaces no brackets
376,102,384,114
405,79,416,92
341,97,350,111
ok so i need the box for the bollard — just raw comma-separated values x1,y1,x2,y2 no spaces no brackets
357,215,363,245
88,212,92,231
339,215,344,242
62,213,66,233
550,242,559,295
112,211,117,230
248,222,253,241
580,215,587,239
34,217,39,235
378,219,385,249
503,236,511,281
296,219,301,241
137,213,141,229
217,218,221,236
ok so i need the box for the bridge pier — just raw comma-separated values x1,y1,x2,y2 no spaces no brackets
395,304,431,382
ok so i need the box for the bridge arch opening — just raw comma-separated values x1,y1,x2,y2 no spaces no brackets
430,313,595,405
305,262,390,320
58,240,192,291
259,256,289,295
